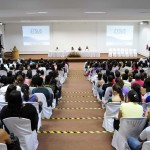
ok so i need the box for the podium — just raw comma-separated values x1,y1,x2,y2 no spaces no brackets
12,50,19,59
12,46,19,59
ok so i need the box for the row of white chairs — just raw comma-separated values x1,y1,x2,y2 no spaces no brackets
108,48,137,57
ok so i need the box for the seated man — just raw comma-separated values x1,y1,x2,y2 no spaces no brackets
127,126,150,150
32,76,53,107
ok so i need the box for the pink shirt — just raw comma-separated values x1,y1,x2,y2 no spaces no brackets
131,80,144,87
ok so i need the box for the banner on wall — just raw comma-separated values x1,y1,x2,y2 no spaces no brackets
22,26,50,45
106,25,134,46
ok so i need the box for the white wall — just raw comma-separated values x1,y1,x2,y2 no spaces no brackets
138,24,150,57
4,22,139,54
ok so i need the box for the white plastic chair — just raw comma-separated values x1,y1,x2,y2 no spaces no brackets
116,48,121,57
0,143,7,150
23,102,42,130
141,141,150,150
120,48,125,57
34,93,52,119
133,49,137,57
102,102,121,132
3,117,38,150
108,48,113,57
0,102,7,111
0,70,7,76
112,48,117,57
112,117,147,150
125,48,129,57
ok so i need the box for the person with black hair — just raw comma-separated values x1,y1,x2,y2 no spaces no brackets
32,76,53,107
21,84,38,102
114,90,143,130
0,90,38,131
131,73,144,87
5,84,16,102
131,83,142,103
108,83,124,102
102,75,114,96
143,77,150,103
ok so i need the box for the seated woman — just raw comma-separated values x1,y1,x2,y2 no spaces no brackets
21,84,38,102
107,83,124,103
114,90,143,130
0,90,38,131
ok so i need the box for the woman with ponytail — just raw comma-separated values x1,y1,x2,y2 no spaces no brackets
108,83,124,102
114,90,143,130
21,84,38,102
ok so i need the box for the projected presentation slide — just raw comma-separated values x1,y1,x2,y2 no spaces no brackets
106,25,133,46
22,26,50,45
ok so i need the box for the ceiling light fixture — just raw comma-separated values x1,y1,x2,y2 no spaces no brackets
140,21,149,25
84,11,106,14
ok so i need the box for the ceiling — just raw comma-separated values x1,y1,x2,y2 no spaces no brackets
0,0,150,23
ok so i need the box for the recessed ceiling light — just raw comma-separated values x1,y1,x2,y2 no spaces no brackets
84,11,106,14
26,12,48,15
38,12,48,14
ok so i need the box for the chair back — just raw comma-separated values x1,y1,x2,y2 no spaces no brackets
34,93,52,119
0,70,7,76
0,143,7,150
105,102,121,117
142,141,150,150
3,117,38,150
0,102,8,111
119,117,147,139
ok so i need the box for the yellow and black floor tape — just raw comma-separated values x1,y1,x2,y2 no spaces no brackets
55,107,101,110
43,117,102,120
38,130,113,134
63,95,94,98
59,100,98,103
63,91,91,94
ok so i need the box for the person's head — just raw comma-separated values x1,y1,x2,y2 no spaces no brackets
5,84,17,102
26,70,32,79
115,70,120,78
36,76,43,86
21,84,29,101
107,75,113,83
115,78,124,89
125,69,129,74
122,73,128,80
127,90,139,102
0,75,7,85
112,84,124,101
144,77,150,92
40,70,44,76
131,83,142,102
135,73,141,80
7,90,22,113
16,75,24,86
98,73,102,80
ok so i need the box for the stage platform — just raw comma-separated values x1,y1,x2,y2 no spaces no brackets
18,53,144,62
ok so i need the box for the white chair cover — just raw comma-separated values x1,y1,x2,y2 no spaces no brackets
23,102,42,130
142,141,150,150
112,117,147,150
0,143,7,150
108,48,113,57
120,48,125,57
116,48,121,57
34,93,52,119
112,48,117,57
3,117,38,150
58,70,65,84
0,102,7,111
102,102,121,132
0,70,7,76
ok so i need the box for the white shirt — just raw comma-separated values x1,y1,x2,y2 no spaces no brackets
140,126,150,141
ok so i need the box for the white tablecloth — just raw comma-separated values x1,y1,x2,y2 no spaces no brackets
48,51,100,57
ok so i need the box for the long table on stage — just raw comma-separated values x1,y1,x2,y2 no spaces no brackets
48,51,100,57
